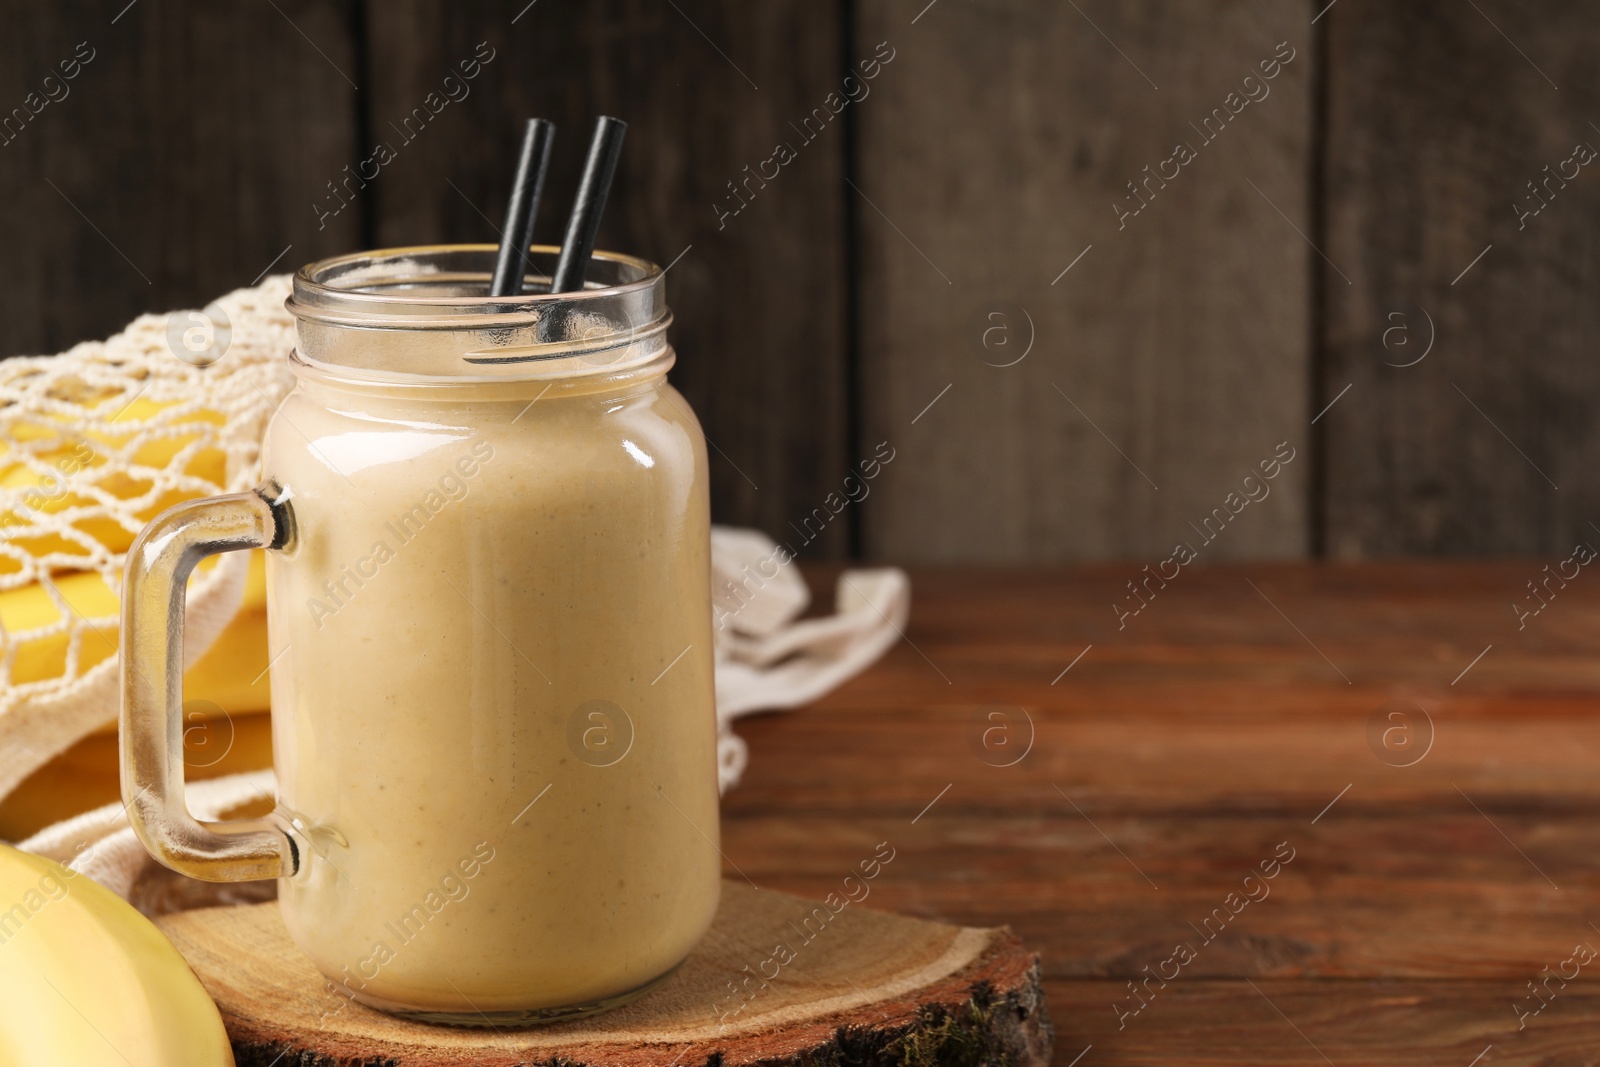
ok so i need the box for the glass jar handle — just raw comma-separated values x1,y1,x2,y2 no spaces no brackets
120,482,298,882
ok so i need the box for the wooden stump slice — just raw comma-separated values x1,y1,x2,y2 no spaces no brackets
156,880,1053,1067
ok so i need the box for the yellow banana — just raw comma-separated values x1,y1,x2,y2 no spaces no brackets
0,843,233,1066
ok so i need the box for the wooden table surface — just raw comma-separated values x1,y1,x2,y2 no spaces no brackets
726,563,1600,1066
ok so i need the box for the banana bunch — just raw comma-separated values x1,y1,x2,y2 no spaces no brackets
0,843,233,1065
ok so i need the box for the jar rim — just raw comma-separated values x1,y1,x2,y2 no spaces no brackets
289,243,663,324
285,244,673,385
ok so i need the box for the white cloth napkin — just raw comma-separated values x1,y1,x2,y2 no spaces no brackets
18,527,910,901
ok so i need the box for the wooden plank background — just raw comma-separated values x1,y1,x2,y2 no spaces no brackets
0,0,362,354
857,0,1310,562
2,0,1594,562
362,0,851,555
1320,0,1600,557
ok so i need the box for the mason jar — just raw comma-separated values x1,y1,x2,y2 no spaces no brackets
121,245,721,1024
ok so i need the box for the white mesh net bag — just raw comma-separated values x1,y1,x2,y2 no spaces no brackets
0,278,294,799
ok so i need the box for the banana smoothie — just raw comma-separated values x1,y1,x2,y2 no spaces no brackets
264,249,721,1018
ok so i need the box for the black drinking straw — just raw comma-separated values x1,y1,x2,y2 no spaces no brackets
550,116,627,294
489,118,557,298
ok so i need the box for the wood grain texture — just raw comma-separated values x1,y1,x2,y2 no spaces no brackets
719,562,1600,1063
157,882,1050,1067
361,0,852,556
0,0,363,357
1041,979,1600,1066
854,0,1312,563
1320,0,1600,556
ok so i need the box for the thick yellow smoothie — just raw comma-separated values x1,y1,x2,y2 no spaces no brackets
260,355,721,1017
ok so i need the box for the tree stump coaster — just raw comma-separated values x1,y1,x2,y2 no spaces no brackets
156,880,1053,1067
